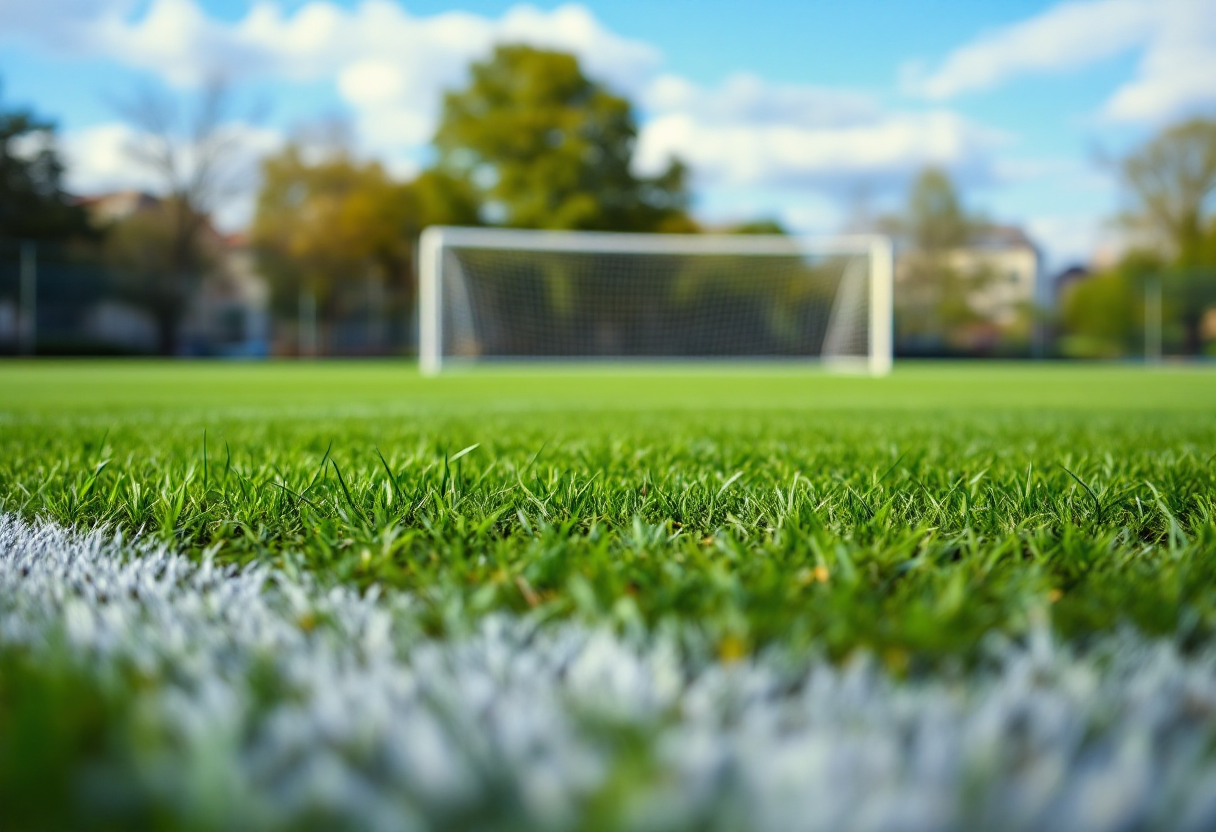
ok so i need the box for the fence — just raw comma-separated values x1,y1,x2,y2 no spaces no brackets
0,239,419,358
0,239,130,355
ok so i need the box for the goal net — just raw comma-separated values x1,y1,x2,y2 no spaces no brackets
419,227,892,375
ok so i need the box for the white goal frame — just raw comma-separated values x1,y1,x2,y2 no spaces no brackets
419,226,893,376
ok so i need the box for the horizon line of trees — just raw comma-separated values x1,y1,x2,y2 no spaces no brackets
249,45,706,345
3,48,1216,357
1060,119,1216,358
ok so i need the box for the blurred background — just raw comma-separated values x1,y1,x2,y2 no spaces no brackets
0,0,1214,360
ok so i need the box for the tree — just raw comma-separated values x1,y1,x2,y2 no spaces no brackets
104,198,221,322
434,44,693,232
1106,119,1216,354
729,219,786,235
904,168,971,252
251,144,478,338
1059,272,1139,358
1119,118,1216,267
1204,214,1216,265
888,168,997,353
0,82,90,240
253,145,405,319
113,79,257,354
412,168,484,233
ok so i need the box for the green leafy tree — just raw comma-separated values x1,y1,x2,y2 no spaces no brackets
1117,119,1216,353
0,84,90,240
905,168,971,252
1202,214,1216,266
888,168,998,352
413,168,483,231
254,145,407,318
1059,271,1139,358
251,144,478,328
1119,118,1216,268
434,44,694,232
729,219,786,235
1050,249,1216,359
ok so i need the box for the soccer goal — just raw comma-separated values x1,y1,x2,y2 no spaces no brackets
418,227,893,375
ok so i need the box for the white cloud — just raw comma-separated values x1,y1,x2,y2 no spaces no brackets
60,123,160,196
1026,213,1123,272
7,0,1017,228
1,0,263,83
904,0,1152,100
643,72,878,128
1102,0,1216,122
989,157,1109,187
3,0,662,168
496,4,660,94
905,0,1216,123
337,61,408,107
60,120,282,230
221,1,659,99
637,89,1007,193
2,0,664,220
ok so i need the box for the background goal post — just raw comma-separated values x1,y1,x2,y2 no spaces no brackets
419,227,893,376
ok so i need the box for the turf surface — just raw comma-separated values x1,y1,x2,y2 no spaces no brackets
7,513,1216,832
2,361,1215,666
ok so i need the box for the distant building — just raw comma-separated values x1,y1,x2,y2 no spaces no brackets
893,224,1041,354
1052,265,1092,307
944,225,1040,327
76,191,161,225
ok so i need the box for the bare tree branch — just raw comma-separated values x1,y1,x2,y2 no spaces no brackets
1117,118,1216,263
110,76,266,354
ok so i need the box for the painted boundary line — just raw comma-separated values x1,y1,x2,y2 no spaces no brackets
3,513,1216,831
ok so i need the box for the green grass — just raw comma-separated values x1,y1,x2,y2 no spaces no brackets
3,360,1216,667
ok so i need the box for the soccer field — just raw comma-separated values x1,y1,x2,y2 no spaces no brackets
3,361,1216,831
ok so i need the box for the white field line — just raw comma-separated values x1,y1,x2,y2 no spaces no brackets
4,513,1216,832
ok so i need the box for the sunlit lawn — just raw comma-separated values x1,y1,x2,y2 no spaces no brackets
3,359,1215,663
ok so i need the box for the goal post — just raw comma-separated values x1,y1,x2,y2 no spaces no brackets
419,226,893,376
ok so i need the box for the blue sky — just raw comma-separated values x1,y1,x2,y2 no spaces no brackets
2,0,1215,270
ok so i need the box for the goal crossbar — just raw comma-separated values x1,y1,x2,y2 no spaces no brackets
419,226,893,375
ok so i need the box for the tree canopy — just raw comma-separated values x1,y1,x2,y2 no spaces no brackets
904,167,974,252
886,167,1002,353
251,143,478,313
0,88,90,240
433,44,694,233
729,219,787,235
1119,118,1216,267
1061,118,1216,357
